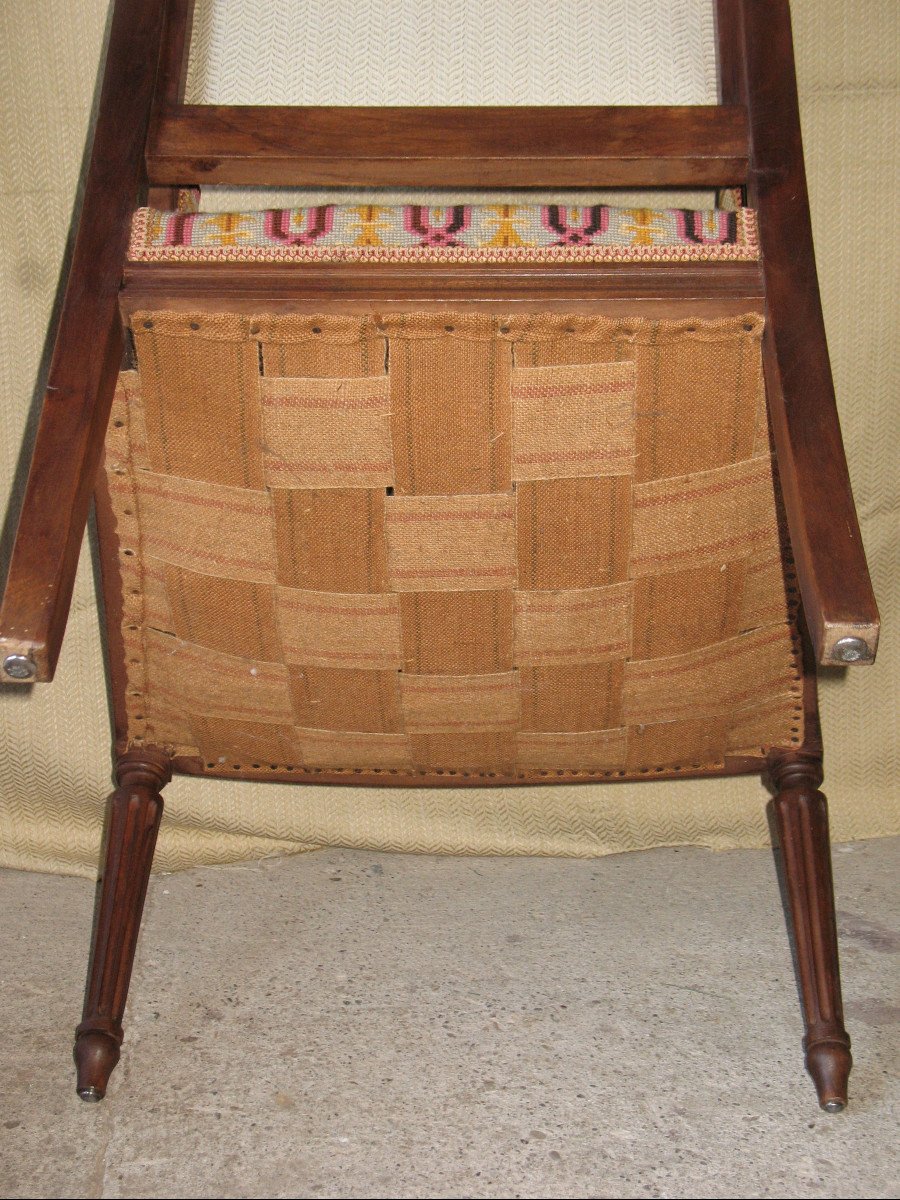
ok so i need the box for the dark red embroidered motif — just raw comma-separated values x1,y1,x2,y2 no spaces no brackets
403,205,471,247
676,209,738,244
263,206,335,246
162,212,198,246
542,205,610,245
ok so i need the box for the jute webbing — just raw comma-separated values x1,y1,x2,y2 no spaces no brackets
99,312,805,784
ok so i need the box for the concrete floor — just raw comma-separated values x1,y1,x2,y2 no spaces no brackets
1,839,897,1200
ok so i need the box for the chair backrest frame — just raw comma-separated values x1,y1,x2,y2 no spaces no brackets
0,0,879,686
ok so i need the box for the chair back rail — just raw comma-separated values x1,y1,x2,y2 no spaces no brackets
716,0,880,663
146,104,750,189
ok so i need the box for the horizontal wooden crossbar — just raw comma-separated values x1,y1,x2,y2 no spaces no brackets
121,260,765,312
147,104,749,188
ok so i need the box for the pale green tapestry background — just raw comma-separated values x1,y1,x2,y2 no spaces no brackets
0,1,897,876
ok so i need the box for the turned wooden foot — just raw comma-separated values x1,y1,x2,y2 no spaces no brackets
74,748,171,1101
769,750,851,1112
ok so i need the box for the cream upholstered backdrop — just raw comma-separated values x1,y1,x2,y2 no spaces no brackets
0,1,897,876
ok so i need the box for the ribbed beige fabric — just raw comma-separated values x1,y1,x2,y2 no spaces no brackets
0,0,897,876
179,0,721,213
185,0,719,106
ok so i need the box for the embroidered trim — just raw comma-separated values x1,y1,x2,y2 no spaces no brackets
128,204,759,264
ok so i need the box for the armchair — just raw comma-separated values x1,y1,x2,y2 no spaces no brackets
0,0,879,1112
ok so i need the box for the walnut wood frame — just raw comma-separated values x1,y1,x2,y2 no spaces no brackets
0,0,872,1111
0,0,878,680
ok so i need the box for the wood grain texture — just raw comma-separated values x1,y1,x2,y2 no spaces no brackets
768,750,852,1111
73,748,171,1101
156,0,196,110
146,104,749,187
0,0,169,682
147,0,196,209
716,0,880,666
121,260,764,312
93,433,131,751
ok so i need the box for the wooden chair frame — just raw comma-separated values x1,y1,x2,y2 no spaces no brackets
0,0,880,1111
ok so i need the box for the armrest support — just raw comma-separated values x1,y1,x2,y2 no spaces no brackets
0,0,169,683
717,0,880,667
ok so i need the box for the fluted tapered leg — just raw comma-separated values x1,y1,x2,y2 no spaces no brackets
74,748,171,1101
769,750,851,1112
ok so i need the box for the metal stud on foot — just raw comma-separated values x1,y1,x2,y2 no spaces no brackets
2,654,35,680
831,636,870,664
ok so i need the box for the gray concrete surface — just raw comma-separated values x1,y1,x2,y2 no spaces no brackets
1,838,897,1199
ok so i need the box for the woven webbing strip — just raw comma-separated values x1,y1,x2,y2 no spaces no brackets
100,311,804,783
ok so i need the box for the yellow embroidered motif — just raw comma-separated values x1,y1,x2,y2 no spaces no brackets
208,212,253,245
623,208,669,246
485,205,527,248
349,206,391,247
